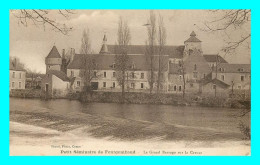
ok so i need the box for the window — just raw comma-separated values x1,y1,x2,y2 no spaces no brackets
203,73,206,79
77,81,80,87
241,75,245,82
179,85,182,91
221,75,225,81
19,73,22,79
94,71,97,77
174,85,177,91
103,82,106,88
193,72,198,78
238,68,244,72
12,72,15,78
131,72,135,79
179,75,182,80
219,68,224,72
112,82,116,88
238,86,242,89
141,83,144,89
12,82,15,88
131,83,135,88
113,72,116,77
104,72,106,78
48,66,50,69
190,83,193,88
141,73,144,79
213,84,216,89
71,71,74,77
194,64,197,70
112,63,116,68
19,82,21,88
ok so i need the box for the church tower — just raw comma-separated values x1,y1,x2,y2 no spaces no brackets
183,31,202,59
99,34,109,54
45,45,62,73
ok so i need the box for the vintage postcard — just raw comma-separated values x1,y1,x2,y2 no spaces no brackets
9,9,251,156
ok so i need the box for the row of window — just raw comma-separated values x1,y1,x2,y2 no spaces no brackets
169,85,182,92
220,75,246,82
10,81,22,88
76,81,145,89
70,71,145,79
12,72,23,79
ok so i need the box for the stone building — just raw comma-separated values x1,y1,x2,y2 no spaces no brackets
41,31,251,97
9,58,26,91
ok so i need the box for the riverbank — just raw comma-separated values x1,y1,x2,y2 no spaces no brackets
10,89,249,109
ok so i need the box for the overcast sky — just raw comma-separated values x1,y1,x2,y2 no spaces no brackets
10,10,251,73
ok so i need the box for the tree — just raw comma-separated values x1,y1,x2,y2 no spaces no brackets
145,10,157,94
10,10,74,35
204,10,251,54
114,17,131,103
156,14,166,94
80,28,97,93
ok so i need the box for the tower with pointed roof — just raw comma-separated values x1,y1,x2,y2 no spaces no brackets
45,45,62,73
183,31,202,59
99,34,109,54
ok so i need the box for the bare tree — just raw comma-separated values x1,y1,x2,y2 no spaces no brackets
156,14,166,94
114,17,131,103
145,10,157,94
80,28,98,93
10,10,75,35
203,10,251,54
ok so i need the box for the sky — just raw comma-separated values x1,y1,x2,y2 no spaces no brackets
9,10,251,73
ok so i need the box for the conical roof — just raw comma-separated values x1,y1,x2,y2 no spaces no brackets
99,34,109,54
99,44,108,54
185,31,201,42
46,46,61,58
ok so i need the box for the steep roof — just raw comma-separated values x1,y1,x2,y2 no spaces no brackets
68,54,169,72
46,70,70,82
46,46,61,58
203,54,228,63
107,45,185,58
203,78,230,89
185,31,201,42
212,63,251,73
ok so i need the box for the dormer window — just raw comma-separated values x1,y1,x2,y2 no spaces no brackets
131,63,136,69
238,68,244,72
112,63,116,69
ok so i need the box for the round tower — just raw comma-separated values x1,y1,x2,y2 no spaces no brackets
45,45,62,73
184,31,202,58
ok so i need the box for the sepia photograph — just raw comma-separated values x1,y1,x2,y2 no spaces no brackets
9,9,251,156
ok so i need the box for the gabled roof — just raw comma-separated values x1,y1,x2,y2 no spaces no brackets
212,63,251,73
46,46,61,58
67,54,169,72
107,45,185,58
46,70,70,82
203,54,228,63
203,78,230,89
185,31,201,42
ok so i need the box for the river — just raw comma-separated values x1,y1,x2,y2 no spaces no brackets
9,97,251,156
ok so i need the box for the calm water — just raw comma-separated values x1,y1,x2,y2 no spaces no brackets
9,97,245,133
